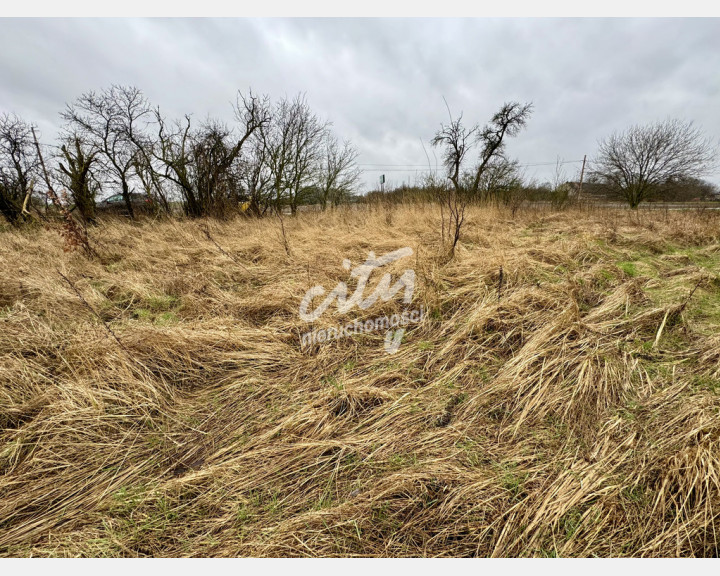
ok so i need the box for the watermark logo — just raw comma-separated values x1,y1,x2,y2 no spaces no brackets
299,247,422,354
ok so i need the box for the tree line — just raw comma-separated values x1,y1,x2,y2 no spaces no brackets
2,87,717,238
0,86,362,225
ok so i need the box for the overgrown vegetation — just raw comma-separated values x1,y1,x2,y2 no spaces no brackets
2,203,720,557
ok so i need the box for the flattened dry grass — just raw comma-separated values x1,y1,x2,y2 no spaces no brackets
2,203,720,557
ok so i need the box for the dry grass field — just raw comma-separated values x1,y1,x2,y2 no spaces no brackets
2,203,720,557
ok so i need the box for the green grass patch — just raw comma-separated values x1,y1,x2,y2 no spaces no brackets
145,294,179,311
617,261,637,277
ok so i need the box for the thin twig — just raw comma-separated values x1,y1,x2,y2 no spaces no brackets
676,276,704,317
58,270,127,351
275,207,292,256
199,224,250,271
498,266,504,301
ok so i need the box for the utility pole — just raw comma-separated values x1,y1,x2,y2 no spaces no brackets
578,155,587,199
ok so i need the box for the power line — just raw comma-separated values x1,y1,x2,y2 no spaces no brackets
358,160,586,167
359,159,587,172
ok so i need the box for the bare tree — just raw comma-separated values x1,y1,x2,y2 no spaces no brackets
432,101,533,255
192,119,243,216
31,127,95,256
133,147,170,215
263,99,292,214
62,85,152,218
264,94,328,215
430,109,475,252
153,113,196,213
0,113,39,225
239,132,273,216
317,135,361,209
153,90,270,217
58,134,100,224
592,119,717,208
126,118,172,215
469,102,533,198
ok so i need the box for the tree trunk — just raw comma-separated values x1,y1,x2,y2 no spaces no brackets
121,179,135,219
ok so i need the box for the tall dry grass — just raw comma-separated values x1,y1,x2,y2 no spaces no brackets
1,203,720,557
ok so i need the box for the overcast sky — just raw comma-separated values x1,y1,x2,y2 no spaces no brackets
1,18,719,189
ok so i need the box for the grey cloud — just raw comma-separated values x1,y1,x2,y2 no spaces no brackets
1,17,718,188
